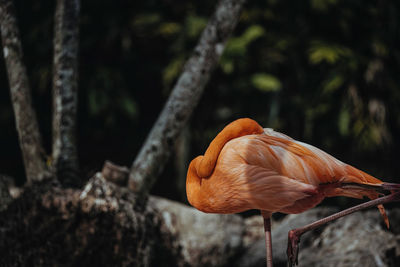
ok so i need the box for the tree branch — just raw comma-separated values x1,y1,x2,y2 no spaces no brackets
52,0,80,186
128,0,246,202
0,0,49,182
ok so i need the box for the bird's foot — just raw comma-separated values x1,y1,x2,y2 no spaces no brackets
286,229,300,267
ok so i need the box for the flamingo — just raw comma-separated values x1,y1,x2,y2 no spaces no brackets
186,118,400,266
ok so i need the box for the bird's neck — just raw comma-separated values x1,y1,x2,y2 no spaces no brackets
196,118,264,178
186,156,203,208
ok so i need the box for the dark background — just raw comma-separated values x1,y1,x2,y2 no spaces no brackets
1,0,400,208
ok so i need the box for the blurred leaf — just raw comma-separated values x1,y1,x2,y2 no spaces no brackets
88,89,107,116
338,107,350,136
163,56,185,87
357,122,383,150
372,41,388,56
311,0,338,11
132,13,161,27
353,119,364,136
251,73,281,92
224,25,265,56
309,41,352,64
242,24,265,42
275,39,290,51
322,75,344,94
220,59,234,74
370,124,382,144
263,9,275,19
220,25,265,73
120,98,137,118
185,15,207,38
267,0,278,5
158,22,182,37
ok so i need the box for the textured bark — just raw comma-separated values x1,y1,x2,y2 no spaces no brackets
0,0,49,182
129,0,247,202
0,173,246,267
52,0,80,186
0,175,155,267
102,160,129,186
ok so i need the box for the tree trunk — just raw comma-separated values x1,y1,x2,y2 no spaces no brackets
0,0,49,183
52,0,80,186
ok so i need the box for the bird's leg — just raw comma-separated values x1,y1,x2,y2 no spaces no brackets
286,229,300,267
287,191,400,267
264,217,273,267
261,211,273,267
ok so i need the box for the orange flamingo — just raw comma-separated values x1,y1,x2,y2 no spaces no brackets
186,118,400,267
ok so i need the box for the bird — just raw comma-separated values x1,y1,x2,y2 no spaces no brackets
186,118,400,267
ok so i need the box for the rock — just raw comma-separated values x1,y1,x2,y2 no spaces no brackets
149,196,245,267
299,209,400,267
237,207,400,267
237,207,338,267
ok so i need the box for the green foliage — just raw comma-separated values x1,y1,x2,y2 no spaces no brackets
309,41,352,64
224,25,265,56
88,89,107,116
120,98,138,118
372,41,388,57
221,25,265,73
133,13,161,27
338,107,350,136
322,75,344,94
185,15,207,38
311,0,338,11
158,22,182,37
251,73,281,92
162,56,185,88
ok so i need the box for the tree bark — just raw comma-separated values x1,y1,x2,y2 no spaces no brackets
0,172,246,267
128,0,247,203
52,0,80,187
0,0,49,183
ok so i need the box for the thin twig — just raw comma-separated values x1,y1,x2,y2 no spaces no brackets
128,0,247,203
0,0,49,182
52,0,80,186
